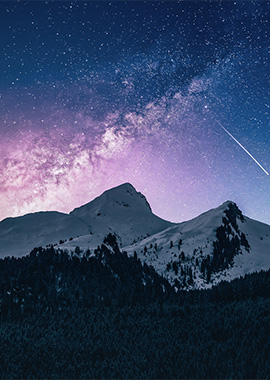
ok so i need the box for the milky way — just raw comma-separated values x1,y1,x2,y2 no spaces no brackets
0,1,269,224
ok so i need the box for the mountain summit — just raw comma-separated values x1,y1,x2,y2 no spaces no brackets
72,183,152,215
69,182,173,247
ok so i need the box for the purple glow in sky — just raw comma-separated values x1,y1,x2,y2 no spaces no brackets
0,1,269,225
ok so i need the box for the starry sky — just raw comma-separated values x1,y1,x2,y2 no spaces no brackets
0,1,269,225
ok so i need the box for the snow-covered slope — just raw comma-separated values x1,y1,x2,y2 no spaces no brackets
0,183,172,257
123,201,270,289
68,183,173,247
0,212,89,258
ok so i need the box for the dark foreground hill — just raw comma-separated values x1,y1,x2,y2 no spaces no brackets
0,237,269,379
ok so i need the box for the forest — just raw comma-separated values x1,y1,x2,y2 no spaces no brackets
0,235,269,379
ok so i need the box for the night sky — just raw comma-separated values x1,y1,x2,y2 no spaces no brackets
1,1,269,225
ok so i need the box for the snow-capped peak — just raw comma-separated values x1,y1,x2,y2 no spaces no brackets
70,182,152,217
69,183,173,246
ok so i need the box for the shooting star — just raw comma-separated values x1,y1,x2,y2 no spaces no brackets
214,119,269,176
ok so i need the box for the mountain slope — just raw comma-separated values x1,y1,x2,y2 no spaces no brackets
0,235,173,317
70,183,173,246
0,212,89,258
123,201,270,289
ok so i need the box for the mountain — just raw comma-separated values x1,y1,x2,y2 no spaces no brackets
123,201,270,289
1,183,269,289
0,183,172,258
0,211,89,258
69,182,173,247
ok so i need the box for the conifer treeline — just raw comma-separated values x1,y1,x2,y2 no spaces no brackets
0,236,269,379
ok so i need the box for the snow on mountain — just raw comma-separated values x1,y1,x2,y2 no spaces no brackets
123,201,270,290
0,183,172,257
67,183,173,247
0,212,89,258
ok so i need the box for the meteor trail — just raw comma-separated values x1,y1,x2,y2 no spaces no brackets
215,119,269,176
